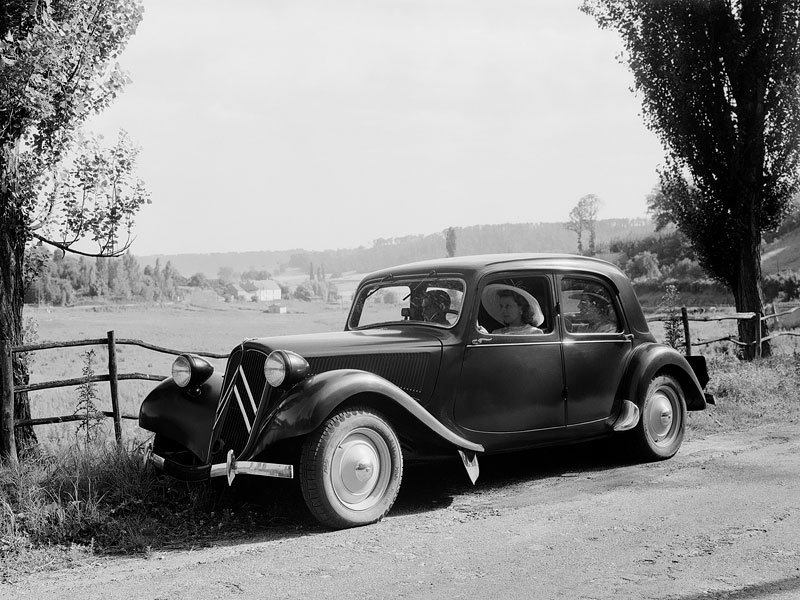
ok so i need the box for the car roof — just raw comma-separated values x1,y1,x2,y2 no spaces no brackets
360,253,652,338
363,253,627,283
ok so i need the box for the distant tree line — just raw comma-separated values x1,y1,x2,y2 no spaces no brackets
283,219,654,277
24,248,183,305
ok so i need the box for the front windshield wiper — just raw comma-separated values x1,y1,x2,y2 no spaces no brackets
403,270,437,301
363,273,394,302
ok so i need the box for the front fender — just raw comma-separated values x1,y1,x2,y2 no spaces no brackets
252,369,483,454
619,343,706,411
139,373,223,462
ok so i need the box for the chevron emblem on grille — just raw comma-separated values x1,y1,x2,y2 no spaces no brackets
233,387,251,433
214,384,234,427
232,367,259,433
238,366,258,414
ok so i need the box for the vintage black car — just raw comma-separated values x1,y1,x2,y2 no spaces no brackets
140,254,710,529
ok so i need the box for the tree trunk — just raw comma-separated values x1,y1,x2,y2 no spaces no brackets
733,235,770,360
1,141,37,454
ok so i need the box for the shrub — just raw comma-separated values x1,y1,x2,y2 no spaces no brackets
763,271,800,302
659,284,684,350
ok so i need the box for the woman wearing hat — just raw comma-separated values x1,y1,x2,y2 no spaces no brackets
481,284,544,335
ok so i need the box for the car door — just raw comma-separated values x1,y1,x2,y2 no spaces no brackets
558,274,632,426
453,272,565,434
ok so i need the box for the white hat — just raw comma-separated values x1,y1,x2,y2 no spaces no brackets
481,284,544,327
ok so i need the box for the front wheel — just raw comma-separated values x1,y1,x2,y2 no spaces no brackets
300,407,403,529
632,374,686,461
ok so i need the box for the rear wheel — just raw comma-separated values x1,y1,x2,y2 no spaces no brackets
300,407,403,529
632,374,686,460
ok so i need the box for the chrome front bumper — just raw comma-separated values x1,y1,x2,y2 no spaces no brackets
144,445,294,485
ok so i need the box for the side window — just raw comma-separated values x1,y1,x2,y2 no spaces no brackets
561,278,621,334
477,276,553,336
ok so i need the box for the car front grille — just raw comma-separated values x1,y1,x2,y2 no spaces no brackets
210,347,275,462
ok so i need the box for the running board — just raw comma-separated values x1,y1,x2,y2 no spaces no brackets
612,400,640,432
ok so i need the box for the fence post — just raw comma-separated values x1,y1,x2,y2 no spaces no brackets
681,306,692,356
754,313,762,359
107,331,123,448
1,340,18,464
770,302,781,330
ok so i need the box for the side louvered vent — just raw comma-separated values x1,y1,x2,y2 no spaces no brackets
306,353,428,395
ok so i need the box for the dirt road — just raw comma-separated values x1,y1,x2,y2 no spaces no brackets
4,425,800,600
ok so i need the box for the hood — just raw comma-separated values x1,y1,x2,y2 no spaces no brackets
238,328,444,358
236,327,444,401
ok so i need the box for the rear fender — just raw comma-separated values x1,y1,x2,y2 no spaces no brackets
619,344,706,411
252,369,483,455
139,373,223,462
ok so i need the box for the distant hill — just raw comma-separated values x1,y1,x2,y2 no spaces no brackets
140,218,656,279
763,225,800,275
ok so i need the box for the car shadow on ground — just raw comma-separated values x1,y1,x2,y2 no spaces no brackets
392,437,636,517
146,437,639,552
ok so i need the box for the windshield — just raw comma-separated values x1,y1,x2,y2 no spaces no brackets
349,276,466,329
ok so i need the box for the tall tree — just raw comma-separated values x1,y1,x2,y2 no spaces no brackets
565,194,601,255
445,227,457,257
1,1,146,457
583,0,800,358
565,206,584,255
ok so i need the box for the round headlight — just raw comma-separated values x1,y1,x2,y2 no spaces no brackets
264,351,287,387
172,355,192,388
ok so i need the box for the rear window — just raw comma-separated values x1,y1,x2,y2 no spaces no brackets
561,277,621,334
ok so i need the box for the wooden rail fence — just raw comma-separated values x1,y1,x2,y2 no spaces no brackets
0,331,229,463
646,305,800,357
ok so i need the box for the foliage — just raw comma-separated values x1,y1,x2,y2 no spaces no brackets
187,272,208,288
565,194,601,256
1,0,146,456
763,202,800,244
216,266,238,285
293,281,313,302
659,284,684,350
41,131,150,254
293,277,332,302
25,251,182,305
624,250,662,281
74,351,104,448
610,229,697,265
241,269,272,281
445,227,456,257
762,271,800,302
583,0,800,359
2,1,148,255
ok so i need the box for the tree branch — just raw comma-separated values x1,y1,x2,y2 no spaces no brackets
30,231,133,258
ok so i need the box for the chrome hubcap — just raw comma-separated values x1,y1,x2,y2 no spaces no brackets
647,389,678,446
331,428,391,511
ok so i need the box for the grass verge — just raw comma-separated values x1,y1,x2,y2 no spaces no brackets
687,352,800,435
0,442,305,581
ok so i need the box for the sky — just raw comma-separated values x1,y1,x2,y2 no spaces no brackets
88,0,665,256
